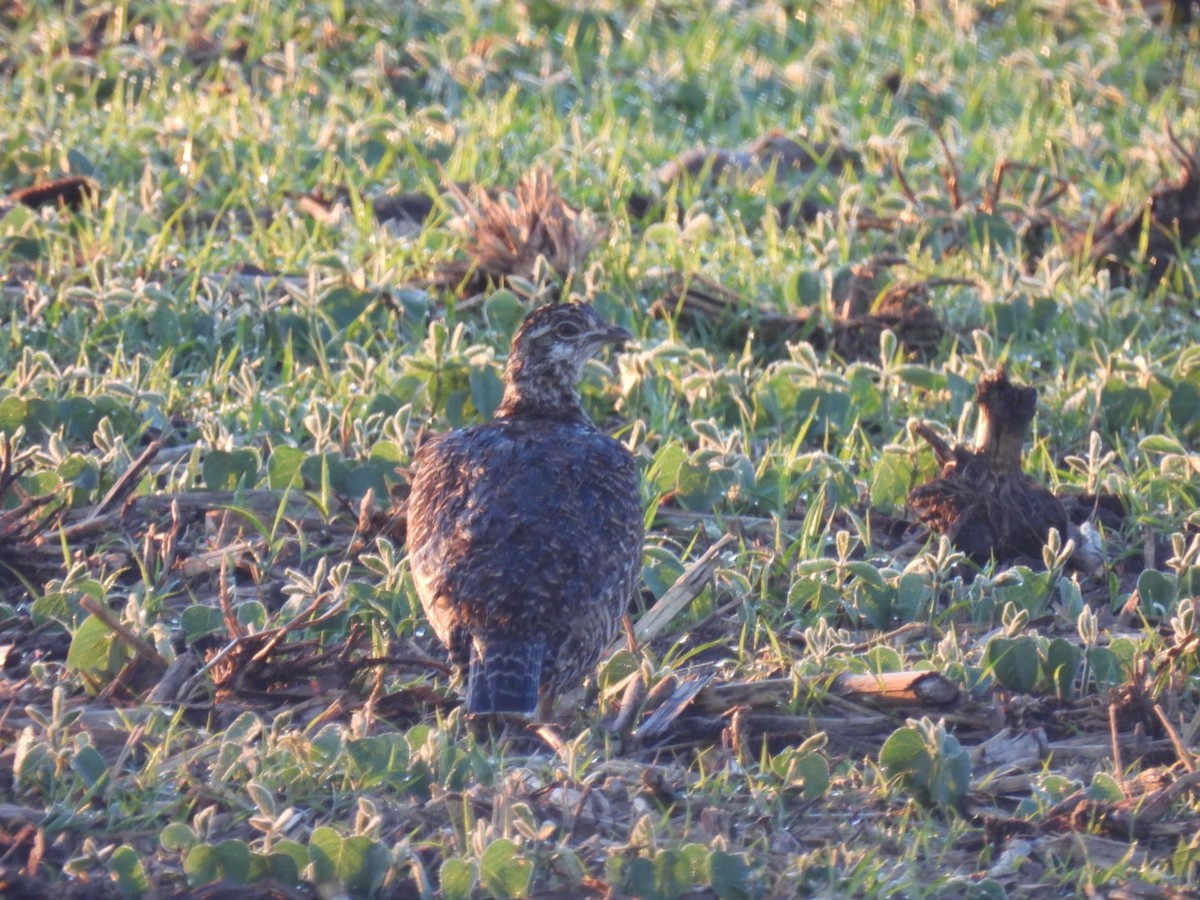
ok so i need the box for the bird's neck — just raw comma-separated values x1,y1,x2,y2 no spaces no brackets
494,360,588,423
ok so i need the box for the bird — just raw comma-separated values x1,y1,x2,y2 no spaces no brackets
406,302,643,717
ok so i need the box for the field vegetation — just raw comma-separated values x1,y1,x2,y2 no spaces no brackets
2,1,1200,897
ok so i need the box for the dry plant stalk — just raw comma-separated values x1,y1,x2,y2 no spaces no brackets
450,168,604,283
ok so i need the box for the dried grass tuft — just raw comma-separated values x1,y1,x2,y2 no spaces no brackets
450,168,604,283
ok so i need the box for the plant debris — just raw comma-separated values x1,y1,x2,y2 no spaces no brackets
830,256,961,360
907,366,1069,564
646,269,816,354
1075,129,1200,287
436,168,605,291
656,130,861,185
5,175,99,212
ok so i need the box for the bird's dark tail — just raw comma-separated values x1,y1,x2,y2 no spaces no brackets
466,634,545,716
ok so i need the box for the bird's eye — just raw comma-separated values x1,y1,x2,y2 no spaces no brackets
555,322,582,339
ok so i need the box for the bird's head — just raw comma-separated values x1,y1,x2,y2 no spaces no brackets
496,302,632,421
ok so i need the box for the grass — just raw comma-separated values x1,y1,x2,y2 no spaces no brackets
2,0,1200,897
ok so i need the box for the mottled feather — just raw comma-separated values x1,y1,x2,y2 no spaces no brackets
407,303,643,716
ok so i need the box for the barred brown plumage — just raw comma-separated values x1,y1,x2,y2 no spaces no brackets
406,302,643,717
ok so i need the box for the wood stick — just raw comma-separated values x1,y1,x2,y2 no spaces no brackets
635,673,715,742
92,439,163,517
693,670,960,715
618,532,737,650
1154,704,1197,773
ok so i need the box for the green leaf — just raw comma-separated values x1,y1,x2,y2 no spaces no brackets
651,848,693,899
1101,377,1153,429
346,733,411,787
479,838,533,900
70,745,108,788
1168,380,1200,437
623,857,656,899
109,845,150,899
1045,638,1082,698
342,459,391,500
160,823,197,852
1138,434,1186,455
202,448,259,490
790,269,824,307
1088,771,1125,802
869,447,916,509
184,840,251,886
180,604,225,641
224,713,264,748
320,286,375,329
0,396,27,433
469,362,503,419
1136,569,1177,611
1087,646,1123,687
786,577,842,614
985,636,1040,693
928,732,972,810
272,840,309,875
894,365,947,392
880,726,932,784
67,147,96,177
796,751,831,800
483,289,526,337
439,858,477,900
30,592,82,629
309,826,389,895
709,850,753,900
236,600,267,631
66,614,133,681
301,451,352,495
882,720,970,810
267,446,306,490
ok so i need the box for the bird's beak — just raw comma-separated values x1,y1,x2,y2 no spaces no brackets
600,324,635,349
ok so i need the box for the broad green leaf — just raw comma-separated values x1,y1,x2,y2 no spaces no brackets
880,726,931,784
623,857,656,900
479,838,533,900
346,733,410,787
66,614,133,681
184,840,251,886
109,845,149,899
1046,638,1082,698
469,362,503,419
70,745,108,788
0,396,26,433
985,636,1040,693
1087,646,1123,687
180,605,224,641
651,848,694,899
160,823,197,852
1136,569,1177,611
309,825,388,893
483,289,526,337
796,751,831,800
928,732,972,810
710,850,753,900
439,858,477,900
1138,434,1186,455
320,286,375,329
202,448,259,491
267,446,306,490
